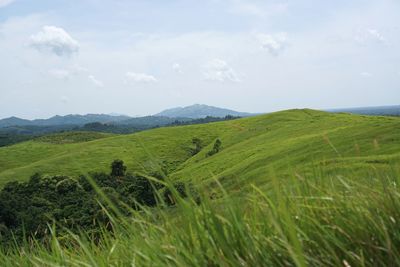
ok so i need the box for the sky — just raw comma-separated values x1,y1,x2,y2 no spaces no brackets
0,0,399,119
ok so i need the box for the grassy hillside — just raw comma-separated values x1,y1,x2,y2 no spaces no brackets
1,109,399,189
1,109,400,266
173,109,400,191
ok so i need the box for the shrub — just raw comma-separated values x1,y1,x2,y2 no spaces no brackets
190,137,204,155
110,159,126,177
206,139,222,157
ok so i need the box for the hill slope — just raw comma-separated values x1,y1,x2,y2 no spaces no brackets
0,109,399,188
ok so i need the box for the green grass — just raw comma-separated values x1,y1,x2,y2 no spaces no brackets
1,109,399,189
1,168,400,266
1,109,400,266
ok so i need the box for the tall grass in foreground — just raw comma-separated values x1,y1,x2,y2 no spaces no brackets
1,168,400,267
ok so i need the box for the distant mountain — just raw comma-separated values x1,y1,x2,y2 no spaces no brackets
155,104,251,119
117,116,192,126
32,114,132,126
0,117,32,128
0,104,251,129
328,105,400,116
108,113,129,117
0,114,132,128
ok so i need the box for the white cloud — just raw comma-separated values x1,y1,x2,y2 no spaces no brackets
354,28,385,45
125,72,158,83
172,63,183,74
48,65,88,80
168,90,183,98
229,1,264,16
360,72,372,77
257,32,288,56
48,69,71,80
228,0,288,17
203,59,241,82
60,96,69,104
88,75,104,87
367,29,384,42
71,64,89,74
30,26,79,56
1,0,399,119
0,0,15,8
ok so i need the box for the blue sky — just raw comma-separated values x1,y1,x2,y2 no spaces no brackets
0,0,399,119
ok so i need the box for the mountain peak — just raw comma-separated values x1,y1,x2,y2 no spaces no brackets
155,104,251,119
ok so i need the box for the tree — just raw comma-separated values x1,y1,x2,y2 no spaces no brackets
191,137,204,155
207,139,222,157
131,175,158,207
0,193,17,228
214,139,222,151
110,159,127,177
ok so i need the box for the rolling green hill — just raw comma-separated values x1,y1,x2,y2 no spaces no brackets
2,109,400,266
1,109,399,188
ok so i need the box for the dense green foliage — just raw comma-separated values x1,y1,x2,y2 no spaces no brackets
34,131,113,144
79,122,150,134
0,133,32,147
0,173,106,245
0,131,113,147
0,160,194,247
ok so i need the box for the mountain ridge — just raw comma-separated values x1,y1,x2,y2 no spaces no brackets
328,105,400,116
0,104,251,128
0,114,132,128
155,104,252,118
2,104,399,129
